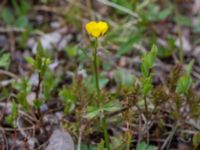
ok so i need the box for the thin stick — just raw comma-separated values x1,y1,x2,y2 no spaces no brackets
0,69,18,79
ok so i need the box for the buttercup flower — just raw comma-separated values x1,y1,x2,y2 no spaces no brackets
86,21,109,38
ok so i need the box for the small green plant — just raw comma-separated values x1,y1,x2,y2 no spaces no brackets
140,45,157,115
0,53,11,69
59,87,76,114
1,0,31,28
5,101,18,127
13,78,31,111
85,21,111,150
26,42,51,104
176,60,194,94
43,70,59,101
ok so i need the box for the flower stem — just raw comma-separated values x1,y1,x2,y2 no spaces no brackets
102,117,111,150
93,38,100,95
93,38,110,150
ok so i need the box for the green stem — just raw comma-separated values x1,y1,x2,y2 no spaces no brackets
93,38,100,95
92,38,110,150
102,117,111,150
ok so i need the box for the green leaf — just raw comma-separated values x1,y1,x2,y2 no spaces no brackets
75,143,97,150
84,76,95,93
136,142,146,150
13,78,31,94
141,76,153,96
12,0,21,16
103,102,120,112
5,116,13,126
158,9,171,20
193,132,200,148
114,68,134,89
0,53,10,69
59,87,75,103
1,8,14,25
5,102,18,127
99,76,109,89
16,16,28,28
186,59,194,75
12,102,18,119
149,45,158,66
176,75,192,94
18,1,31,15
32,41,51,77
59,87,76,114
175,15,192,26
98,140,105,150
136,142,157,150
25,56,35,65
117,33,141,56
64,45,79,57
141,45,157,77
176,60,194,94
85,106,100,119
33,99,43,109
63,103,75,114
12,78,31,111
141,59,149,77
18,92,30,111
43,70,59,100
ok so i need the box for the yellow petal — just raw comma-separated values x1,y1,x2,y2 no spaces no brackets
86,21,98,34
85,21,109,37
91,29,101,37
97,21,109,35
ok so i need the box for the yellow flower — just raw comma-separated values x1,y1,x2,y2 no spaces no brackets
86,21,109,38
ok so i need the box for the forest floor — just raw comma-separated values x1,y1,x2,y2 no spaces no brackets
0,0,200,150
